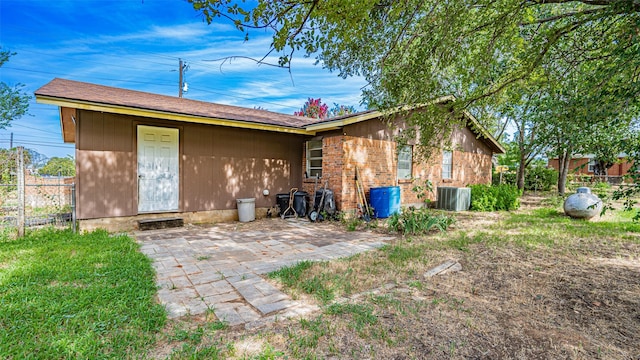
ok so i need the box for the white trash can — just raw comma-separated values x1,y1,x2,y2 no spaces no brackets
237,198,256,222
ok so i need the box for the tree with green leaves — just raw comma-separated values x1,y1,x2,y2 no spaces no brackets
1,49,30,129
492,81,549,190
328,103,357,118
39,156,75,177
0,148,31,183
586,118,639,177
532,59,639,195
190,0,639,146
190,0,640,207
609,130,640,220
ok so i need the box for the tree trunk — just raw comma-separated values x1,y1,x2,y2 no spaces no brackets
557,150,571,196
517,155,526,190
516,122,527,190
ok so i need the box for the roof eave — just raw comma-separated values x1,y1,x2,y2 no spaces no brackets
462,110,506,154
36,95,312,139
305,97,505,155
305,111,384,132
306,96,459,132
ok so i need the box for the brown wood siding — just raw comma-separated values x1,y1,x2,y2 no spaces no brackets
343,119,392,140
76,111,136,219
344,117,494,154
183,126,303,211
452,126,492,155
76,109,304,219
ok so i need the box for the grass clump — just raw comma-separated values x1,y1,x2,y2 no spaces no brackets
325,303,378,333
301,275,335,303
387,207,454,235
382,244,425,264
268,260,336,303
268,261,361,304
267,260,314,287
0,228,165,359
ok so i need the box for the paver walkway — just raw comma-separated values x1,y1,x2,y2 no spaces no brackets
135,219,395,328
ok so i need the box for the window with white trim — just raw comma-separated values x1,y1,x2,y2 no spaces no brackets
588,159,596,173
397,145,413,180
306,140,323,178
442,150,453,179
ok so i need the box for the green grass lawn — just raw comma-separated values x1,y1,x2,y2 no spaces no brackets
2,202,637,359
258,206,640,359
0,228,166,359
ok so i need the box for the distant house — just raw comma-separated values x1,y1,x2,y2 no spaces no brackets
547,154,633,177
35,78,504,231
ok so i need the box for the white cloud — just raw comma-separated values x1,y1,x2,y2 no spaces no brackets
1,0,370,157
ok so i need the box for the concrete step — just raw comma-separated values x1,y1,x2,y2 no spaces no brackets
138,217,184,231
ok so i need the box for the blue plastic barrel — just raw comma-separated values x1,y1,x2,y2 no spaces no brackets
369,186,401,218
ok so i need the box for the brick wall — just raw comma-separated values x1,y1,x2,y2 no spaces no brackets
300,123,495,215
25,174,74,208
398,149,492,205
340,135,397,211
301,136,344,206
3,174,76,209
548,157,634,176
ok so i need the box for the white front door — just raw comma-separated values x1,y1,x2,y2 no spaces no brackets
137,125,179,213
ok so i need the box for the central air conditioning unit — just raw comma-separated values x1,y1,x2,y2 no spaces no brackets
436,186,471,211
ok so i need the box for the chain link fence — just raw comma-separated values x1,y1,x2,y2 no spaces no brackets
1,147,76,235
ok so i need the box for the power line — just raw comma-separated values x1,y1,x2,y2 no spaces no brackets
1,141,74,149
0,133,62,141
12,48,176,71
1,138,72,146
186,85,300,111
3,66,178,88
9,62,303,111
5,59,361,113
8,123,61,135
0,138,69,146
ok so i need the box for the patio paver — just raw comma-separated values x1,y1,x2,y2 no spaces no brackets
135,218,395,328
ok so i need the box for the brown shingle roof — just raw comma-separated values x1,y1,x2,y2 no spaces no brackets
35,78,315,128
35,78,503,153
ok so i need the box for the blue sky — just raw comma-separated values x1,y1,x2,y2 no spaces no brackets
0,0,366,158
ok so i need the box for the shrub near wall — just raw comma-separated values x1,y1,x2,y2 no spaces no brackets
470,184,522,211
493,167,558,191
493,170,516,186
526,167,558,191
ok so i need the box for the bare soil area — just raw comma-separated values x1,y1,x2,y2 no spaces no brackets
155,195,640,359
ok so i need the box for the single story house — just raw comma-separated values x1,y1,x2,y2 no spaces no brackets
548,154,633,177
35,78,504,231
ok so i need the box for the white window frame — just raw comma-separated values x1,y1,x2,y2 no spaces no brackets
306,140,323,178
442,150,453,179
588,159,596,173
397,145,413,180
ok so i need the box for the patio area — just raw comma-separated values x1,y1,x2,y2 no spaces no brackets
135,218,395,328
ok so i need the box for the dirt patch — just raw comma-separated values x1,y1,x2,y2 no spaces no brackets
150,195,640,359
